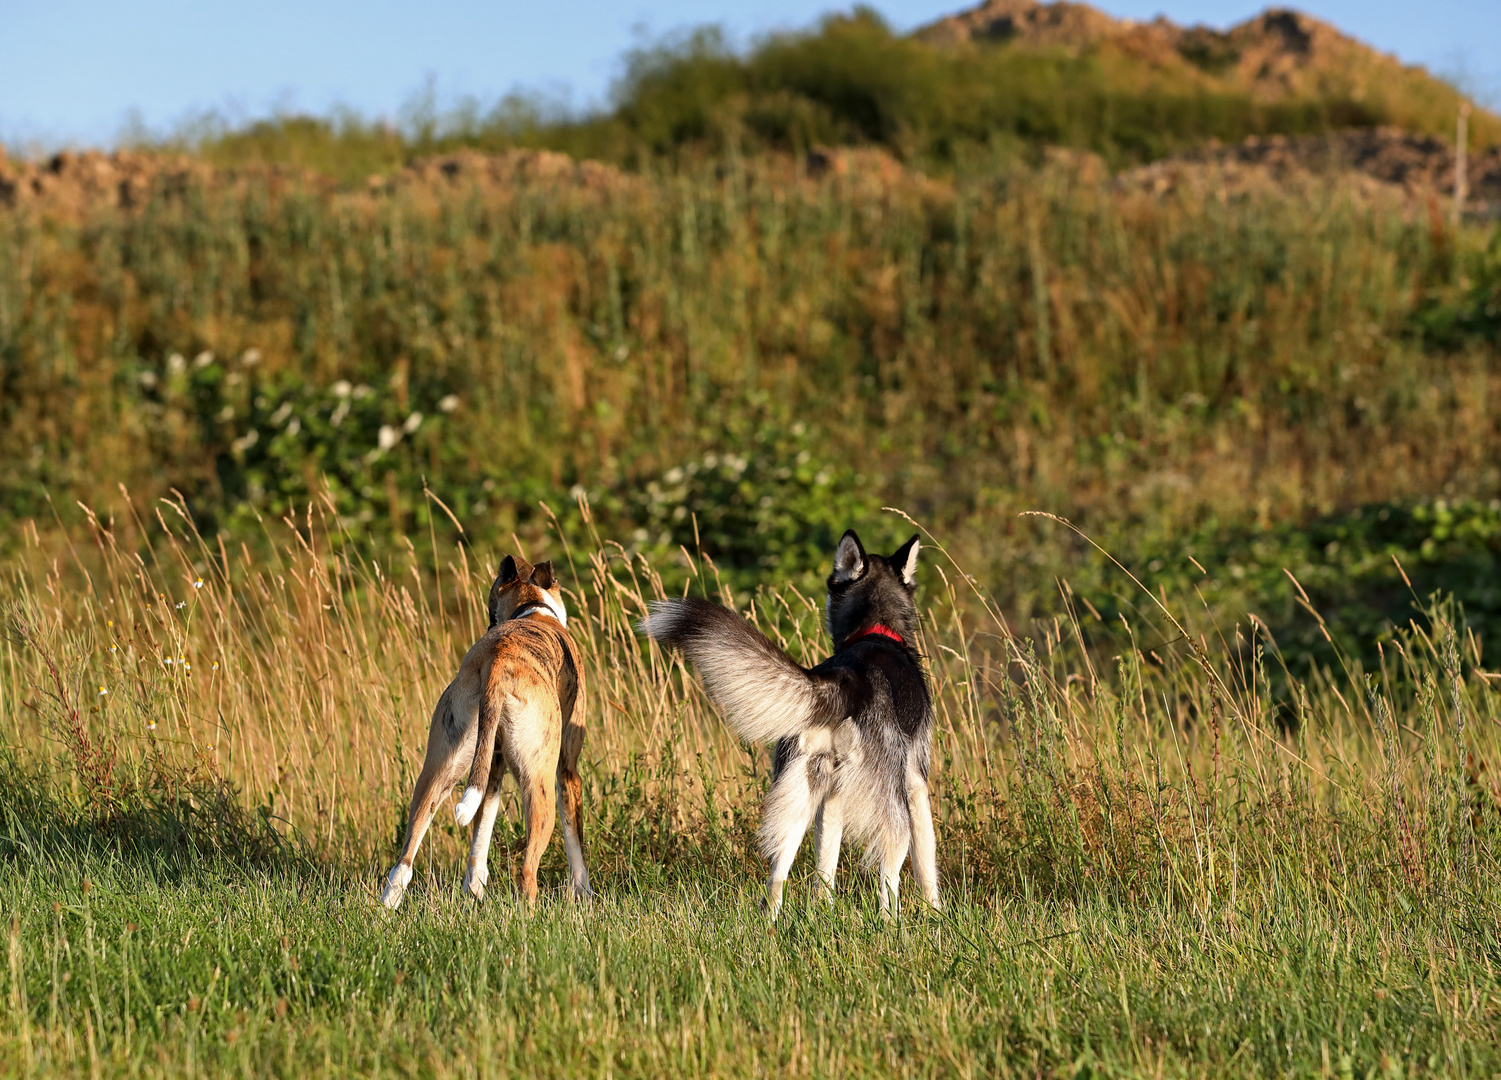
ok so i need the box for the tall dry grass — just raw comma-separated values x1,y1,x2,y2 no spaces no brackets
3,486,1497,911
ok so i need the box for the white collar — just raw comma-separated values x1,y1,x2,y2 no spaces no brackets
511,593,567,627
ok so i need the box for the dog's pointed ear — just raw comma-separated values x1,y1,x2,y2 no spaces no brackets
531,560,556,590
488,556,520,628
891,534,921,589
831,530,867,585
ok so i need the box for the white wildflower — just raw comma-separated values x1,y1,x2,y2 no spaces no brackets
193,350,215,369
438,394,460,413
377,425,400,451
194,578,204,589
241,348,261,367
269,402,293,426
331,380,353,398
98,686,108,696
167,352,186,375
403,411,423,434
138,371,158,390
231,430,259,453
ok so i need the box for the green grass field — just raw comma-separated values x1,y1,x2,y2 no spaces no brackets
2,501,1500,1077
6,853,1499,1077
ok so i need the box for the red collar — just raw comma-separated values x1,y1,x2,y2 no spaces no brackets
841,623,905,649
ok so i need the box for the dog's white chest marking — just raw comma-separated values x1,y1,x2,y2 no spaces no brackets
516,594,567,627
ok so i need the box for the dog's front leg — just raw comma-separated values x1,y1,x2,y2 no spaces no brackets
462,756,507,902
812,792,843,904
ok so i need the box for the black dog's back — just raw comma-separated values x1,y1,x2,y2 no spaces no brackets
641,528,943,916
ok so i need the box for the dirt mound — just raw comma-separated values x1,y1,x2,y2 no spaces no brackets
383,148,632,196
918,0,1129,51
918,1,1496,126
0,149,325,218
0,143,948,223
0,147,641,221
1118,127,1501,214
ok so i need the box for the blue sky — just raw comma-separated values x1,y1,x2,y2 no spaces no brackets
2,0,1498,149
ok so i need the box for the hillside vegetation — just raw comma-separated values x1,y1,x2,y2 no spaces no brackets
135,4,1499,181
4,138,1501,663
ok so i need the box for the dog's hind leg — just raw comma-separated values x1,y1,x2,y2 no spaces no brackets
507,700,562,906
812,792,843,904
876,834,910,921
516,770,558,906
906,772,942,911
556,720,592,899
462,752,507,902
761,759,817,919
383,696,475,910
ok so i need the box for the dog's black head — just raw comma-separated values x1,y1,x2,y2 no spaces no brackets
824,530,921,650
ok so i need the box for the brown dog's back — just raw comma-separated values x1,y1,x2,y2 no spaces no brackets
382,555,591,909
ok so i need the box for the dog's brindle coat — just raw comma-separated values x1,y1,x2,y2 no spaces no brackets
381,556,590,909
642,530,939,918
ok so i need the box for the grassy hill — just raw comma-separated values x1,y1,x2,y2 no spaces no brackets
142,3,1498,181
919,1,1498,145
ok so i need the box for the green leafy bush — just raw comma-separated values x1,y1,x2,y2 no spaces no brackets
1416,231,1501,349
1077,499,1501,683
619,421,882,591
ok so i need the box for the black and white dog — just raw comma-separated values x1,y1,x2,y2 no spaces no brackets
641,530,939,918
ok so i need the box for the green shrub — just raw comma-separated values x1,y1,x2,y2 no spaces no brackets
1074,498,1501,685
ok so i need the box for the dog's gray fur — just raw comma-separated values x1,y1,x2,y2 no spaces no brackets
640,530,940,918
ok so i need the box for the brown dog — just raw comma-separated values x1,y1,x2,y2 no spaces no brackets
381,555,591,909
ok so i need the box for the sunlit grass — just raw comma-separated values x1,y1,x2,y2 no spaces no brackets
2,495,1499,1075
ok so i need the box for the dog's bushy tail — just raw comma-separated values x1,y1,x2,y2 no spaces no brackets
639,598,863,744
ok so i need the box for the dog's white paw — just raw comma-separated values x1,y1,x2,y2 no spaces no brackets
381,864,412,910
454,786,483,826
463,864,489,901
